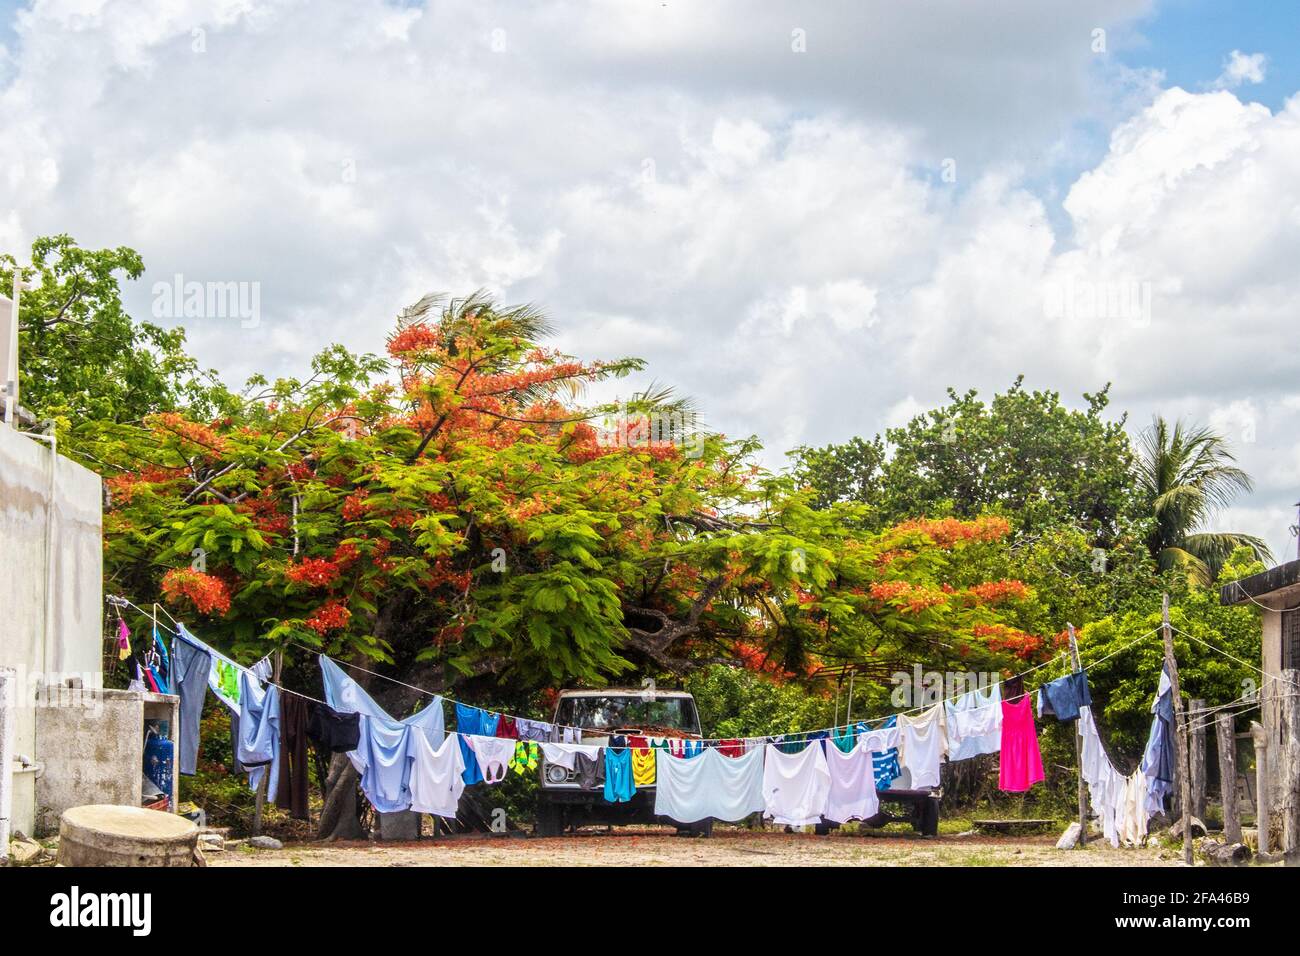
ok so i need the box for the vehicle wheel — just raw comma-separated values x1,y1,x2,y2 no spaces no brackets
535,800,564,837
917,798,940,837
813,821,832,836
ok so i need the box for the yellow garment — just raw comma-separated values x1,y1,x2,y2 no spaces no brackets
631,747,656,786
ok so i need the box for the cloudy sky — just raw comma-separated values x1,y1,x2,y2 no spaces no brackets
2,0,1299,562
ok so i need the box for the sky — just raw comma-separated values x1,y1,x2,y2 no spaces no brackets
2,0,1298,564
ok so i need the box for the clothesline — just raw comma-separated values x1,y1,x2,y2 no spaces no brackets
108,591,1159,748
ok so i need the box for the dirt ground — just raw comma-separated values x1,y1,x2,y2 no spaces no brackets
209,826,1179,867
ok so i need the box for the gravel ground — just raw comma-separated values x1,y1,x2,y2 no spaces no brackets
209,826,1178,867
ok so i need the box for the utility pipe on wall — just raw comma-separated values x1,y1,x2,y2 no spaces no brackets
1,667,15,860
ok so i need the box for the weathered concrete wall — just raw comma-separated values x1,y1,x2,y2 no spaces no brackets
0,425,103,836
34,690,148,835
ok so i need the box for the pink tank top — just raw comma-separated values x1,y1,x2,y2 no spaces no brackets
998,695,1045,792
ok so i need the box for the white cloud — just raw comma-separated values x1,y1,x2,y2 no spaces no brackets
1213,50,1268,90
2,0,1299,562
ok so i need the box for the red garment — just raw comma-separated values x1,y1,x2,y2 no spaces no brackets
496,715,518,739
998,695,1045,792
717,739,744,757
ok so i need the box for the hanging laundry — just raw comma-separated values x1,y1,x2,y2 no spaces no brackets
467,735,516,784
319,656,445,812
830,724,857,754
173,638,211,776
116,618,132,660
541,742,602,771
1139,665,1175,815
236,672,281,803
654,748,765,824
150,625,171,694
515,717,554,742
945,682,1002,760
352,716,416,813
763,742,831,827
1037,670,1092,722
408,728,468,818
998,693,1044,792
177,624,244,713
856,717,901,791
824,738,880,824
306,702,361,753
1117,768,1150,846
496,715,519,739
1078,705,1125,847
550,723,583,744
715,738,745,757
511,740,539,775
455,704,499,785
275,693,311,820
603,747,636,803
897,705,948,789
631,746,656,785
682,739,704,759
574,750,605,789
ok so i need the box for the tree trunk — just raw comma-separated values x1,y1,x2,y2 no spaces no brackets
316,754,365,841
1201,840,1251,867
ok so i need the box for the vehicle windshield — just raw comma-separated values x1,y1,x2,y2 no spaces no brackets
555,695,700,735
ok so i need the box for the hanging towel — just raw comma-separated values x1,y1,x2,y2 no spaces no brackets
945,683,1002,760
897,705,948,789
998,694,1044,792
763,742,830,826
824,738,880,823
653,748,765,824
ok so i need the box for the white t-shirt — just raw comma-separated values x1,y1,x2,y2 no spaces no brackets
897,705,948,789
762,743,831,827
408,729,467,819
824,739,880,823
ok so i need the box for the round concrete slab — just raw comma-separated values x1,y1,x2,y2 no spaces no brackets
58,805,199,867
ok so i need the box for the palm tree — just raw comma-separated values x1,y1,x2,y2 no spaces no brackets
1134,416,1272,584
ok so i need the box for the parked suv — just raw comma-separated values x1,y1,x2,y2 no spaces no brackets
534,688,712,836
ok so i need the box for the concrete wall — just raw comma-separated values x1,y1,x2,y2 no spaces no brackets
0,425,104,836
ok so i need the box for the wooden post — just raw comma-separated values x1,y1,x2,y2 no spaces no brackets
1067,623,1087,846
1189,698,1207,822
1160,593,1194,865
1251,720,1271,856
1216,711,1241,844
1282,669,1300,857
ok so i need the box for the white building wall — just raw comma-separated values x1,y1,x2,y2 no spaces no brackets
0,425,103,836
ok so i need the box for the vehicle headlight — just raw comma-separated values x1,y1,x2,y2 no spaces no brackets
544,764,568,784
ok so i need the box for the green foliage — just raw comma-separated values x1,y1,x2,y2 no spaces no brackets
791,378,1137,546
1,235,224,427
1134,416,1272,583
